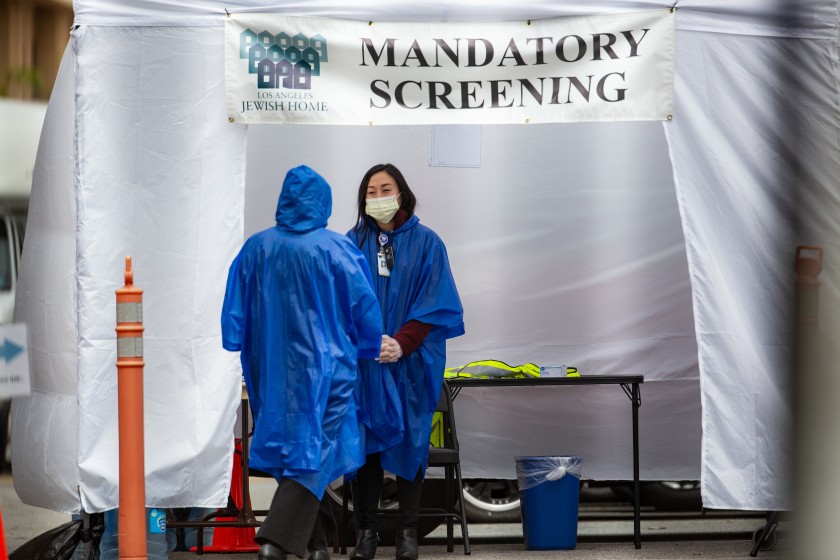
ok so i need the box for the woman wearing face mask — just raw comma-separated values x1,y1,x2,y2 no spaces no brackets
347,163,464,560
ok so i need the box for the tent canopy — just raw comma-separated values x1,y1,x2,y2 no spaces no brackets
11,0,839,514
73,0,837,39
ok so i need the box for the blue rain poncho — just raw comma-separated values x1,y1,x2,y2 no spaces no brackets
222,166,383,499
348,215,464,480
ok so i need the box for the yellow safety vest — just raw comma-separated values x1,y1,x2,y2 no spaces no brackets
443,359,579,379
431,360,580,447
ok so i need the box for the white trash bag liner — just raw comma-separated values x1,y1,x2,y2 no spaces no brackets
515,455,583,491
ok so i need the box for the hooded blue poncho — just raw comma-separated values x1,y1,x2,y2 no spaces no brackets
348,214,464,480
222,165,383,498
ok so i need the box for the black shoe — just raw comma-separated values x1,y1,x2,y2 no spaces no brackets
349,529,378,560
258,542,288,560
395,528,418,560
307,549,330,560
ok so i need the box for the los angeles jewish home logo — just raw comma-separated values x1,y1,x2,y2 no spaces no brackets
239,27,328,90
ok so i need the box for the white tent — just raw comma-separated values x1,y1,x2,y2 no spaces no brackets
10,0,839,517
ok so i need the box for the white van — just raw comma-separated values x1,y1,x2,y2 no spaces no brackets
0,98,42,472
0,212,26,324
0,211,26,471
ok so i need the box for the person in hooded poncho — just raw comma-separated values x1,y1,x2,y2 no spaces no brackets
346,164,464,560
222,165,382,560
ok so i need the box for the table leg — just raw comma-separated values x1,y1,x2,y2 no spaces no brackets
632,382,641,549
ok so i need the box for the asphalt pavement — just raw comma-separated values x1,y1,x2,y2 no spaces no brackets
1,474,788,559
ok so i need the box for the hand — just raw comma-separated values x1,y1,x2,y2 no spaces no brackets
378,334,403,363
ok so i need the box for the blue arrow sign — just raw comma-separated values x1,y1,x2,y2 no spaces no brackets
0,338,23,363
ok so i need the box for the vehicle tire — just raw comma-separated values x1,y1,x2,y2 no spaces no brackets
0,400,10,473
641,481,702,511
462,479,521,523
324,477,450,546
611,481,702,511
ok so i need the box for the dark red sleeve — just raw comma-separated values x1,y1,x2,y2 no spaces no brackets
392,320,433,357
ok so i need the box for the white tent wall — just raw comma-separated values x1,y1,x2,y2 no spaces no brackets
10,45,80,513
10,0,840,514
244,121,703,483
666,31,840,511
72,25,247,513
13,26,249,512
245,122,700,480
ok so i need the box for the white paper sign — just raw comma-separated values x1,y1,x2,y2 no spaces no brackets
430,125,483,168
225,11,675,125
0,323,30,398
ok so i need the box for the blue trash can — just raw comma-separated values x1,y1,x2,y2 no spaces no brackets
515,455,582,550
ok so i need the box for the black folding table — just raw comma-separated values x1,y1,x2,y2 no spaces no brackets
446,374,644,549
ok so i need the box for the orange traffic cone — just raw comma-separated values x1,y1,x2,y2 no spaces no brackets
192,442,259,553
0,505,8,559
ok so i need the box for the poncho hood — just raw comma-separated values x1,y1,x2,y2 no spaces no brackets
276,165,332,233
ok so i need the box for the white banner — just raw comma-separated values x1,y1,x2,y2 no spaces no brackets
225,11,675,125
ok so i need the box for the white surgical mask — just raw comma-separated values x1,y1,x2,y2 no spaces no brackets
365,193,401,223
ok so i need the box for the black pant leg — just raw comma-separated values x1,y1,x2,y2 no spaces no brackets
308,493,337,551
354,453,384,530
396,467,424,529
256,478,320,558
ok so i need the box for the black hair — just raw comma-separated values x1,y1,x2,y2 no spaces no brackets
353,163,417,238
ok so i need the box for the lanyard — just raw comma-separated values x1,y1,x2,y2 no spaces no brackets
377,232,394,277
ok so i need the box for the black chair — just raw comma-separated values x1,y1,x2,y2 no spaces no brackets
336,380,471,555
423,380,471,554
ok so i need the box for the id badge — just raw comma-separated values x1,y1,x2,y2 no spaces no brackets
377,251,390,277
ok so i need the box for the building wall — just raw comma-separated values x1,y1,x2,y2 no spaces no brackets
1,0,73,100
